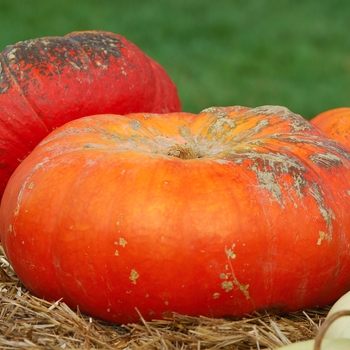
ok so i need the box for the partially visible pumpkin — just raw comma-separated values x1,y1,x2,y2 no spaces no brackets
277,339,350,350
324,290,350,339
311,108,350,148
1,105,350,324
0,30,181,197
278,311,350,349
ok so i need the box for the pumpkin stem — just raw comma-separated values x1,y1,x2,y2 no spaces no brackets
166,143,202,160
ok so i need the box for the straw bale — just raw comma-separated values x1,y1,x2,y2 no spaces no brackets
0,243,329,349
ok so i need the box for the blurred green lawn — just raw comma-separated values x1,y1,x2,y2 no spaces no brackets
1,0,349,119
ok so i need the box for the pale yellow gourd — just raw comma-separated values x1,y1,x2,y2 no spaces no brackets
277,338,350,349
278,309,350,349
324,290,350,339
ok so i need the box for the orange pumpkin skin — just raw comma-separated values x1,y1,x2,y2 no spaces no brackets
1,105,350,324
0,30,181,198
311,108,350,147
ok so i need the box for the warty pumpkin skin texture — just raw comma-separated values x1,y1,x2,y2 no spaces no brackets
1,105,350,324
311,108,350,148
0,30,181,198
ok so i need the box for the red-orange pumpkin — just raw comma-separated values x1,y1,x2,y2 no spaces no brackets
0,30,181,197
1,105,350,324
311,108,350,148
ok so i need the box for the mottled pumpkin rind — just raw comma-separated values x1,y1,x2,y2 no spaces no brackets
1,105,350,324
311,107,350,148
0,30,181,197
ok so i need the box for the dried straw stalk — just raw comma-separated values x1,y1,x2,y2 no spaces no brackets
0,243,329,349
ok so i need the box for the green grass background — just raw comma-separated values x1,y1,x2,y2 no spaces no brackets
1,0,349,119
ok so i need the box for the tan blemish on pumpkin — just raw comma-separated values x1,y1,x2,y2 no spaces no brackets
220,273,230,280
236,283,250,299
234,119,270,143
119,238,127,247
178,124,192,138
251,165,283,206
114,238,127,255
248,105,289,116
28,182,34,189
207,115,237,141
249,106,311,133
40,39,50,46
69,61,81,70
200,106,231,118
317,231,332,245
290,173,306,200
221,247,251,300
120,67,127,76
232,150,307,208
221,281,234,292
235,273,249,295
0,62,9,93
145,127,159,137
95,61,108,70
130,119,142,130
13,159,49,218
164,301,169,305
225,244,237,259
290,117,314,132
129,269,139,284
239,146,338,232
214,159,229,165
309,183,335,241
220,270,250,297
309,152,344,169
7,51,16,62
213,293,220,299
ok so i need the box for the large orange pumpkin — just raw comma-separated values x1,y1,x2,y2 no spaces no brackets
1,105,350,324
311,108,350,148
0,30,181,198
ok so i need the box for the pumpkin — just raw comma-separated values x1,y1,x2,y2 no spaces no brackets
278,311,350,349
311,108,350,148
0,30,181,197
1,105,350,324
277,339,350,350
324,290,350,339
